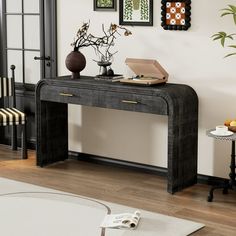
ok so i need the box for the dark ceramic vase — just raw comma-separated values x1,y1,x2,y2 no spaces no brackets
65,50,86,79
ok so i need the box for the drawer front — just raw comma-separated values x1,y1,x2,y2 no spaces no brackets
40,86,168,115
40,86,96,106
102,91,168,115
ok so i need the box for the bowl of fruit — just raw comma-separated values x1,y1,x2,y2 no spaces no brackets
224,119,236,132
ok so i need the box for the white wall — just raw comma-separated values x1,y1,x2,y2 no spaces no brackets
57,0,236,178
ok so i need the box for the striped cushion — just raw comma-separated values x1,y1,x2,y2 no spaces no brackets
0,77,13,98
0,108,25,126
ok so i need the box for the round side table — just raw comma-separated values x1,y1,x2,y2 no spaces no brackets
206,129,236,202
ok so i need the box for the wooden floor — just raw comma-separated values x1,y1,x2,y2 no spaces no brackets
0,145,236,235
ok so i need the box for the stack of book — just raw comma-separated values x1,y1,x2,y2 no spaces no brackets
94,74,124,82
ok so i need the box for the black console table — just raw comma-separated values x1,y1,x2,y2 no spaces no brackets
36,76,198,194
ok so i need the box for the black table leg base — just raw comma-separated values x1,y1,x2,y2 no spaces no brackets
207,182,232,202
207,140,236,202
207,194,213,202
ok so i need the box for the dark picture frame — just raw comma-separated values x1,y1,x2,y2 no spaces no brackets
119,0,153,26
161,0,191,30
94,0,117,11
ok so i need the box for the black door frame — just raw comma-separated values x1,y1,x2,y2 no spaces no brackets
41,0,57,79
0,0,57,81
0,0,7,76
0,0,57,148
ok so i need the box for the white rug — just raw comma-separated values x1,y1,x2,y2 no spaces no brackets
0,177,204,236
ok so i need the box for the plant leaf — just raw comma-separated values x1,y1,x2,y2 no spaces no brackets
228,45,236,48
221,8,234,12
212,35,222,41
228,5,236,13
218,32,227,36
221,12,233,17
211,33,220,38
224,52,236,58
234,14,236,25
226,35,234,40
221,37,226,47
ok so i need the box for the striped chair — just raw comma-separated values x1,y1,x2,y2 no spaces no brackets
0,65,27,159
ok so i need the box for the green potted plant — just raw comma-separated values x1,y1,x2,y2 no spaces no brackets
212,5,236,57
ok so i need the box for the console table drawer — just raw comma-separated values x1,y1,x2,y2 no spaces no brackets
40,86,168,115
103,92,168,115
40,86,95,105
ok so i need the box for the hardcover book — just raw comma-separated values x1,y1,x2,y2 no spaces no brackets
94,74,124,82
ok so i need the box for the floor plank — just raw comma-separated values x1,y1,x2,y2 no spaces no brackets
0,145,236,235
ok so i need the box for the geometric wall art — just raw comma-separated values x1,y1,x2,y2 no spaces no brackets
161,0,191,30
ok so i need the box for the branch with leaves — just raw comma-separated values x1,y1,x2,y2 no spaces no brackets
212,5,236,57
71,22,132,62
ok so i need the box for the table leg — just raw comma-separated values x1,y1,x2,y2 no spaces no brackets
167,116,198,194
229,140,236,188
207,180,229,202
207,140,236,202
36,100,68,167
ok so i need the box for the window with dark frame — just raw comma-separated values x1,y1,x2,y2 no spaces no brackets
1,0,41,85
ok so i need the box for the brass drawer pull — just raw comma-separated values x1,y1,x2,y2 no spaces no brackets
121,100,138,104
59,92,74,97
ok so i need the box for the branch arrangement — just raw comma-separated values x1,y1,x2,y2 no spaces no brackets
71,22,132,63
212,5,236,57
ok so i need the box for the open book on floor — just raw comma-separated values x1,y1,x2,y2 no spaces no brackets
100,210,141,230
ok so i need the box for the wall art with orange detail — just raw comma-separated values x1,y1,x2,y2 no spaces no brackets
161,0,191,30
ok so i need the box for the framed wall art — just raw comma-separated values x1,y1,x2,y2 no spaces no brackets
119,0,153,26
161,0,191,30
94,0,117,11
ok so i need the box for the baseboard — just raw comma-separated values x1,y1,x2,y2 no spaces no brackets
69,151,167,176
197,174,228,186
69,151,228,186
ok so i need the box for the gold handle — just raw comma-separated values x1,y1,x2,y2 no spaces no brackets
59,92,74,97
121,100,138,104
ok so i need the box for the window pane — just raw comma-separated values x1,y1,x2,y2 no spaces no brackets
25,51,40,84
7,15,22,48
24,0,39,13
24,16,40,50
6,0,22,13
7,50,23,83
